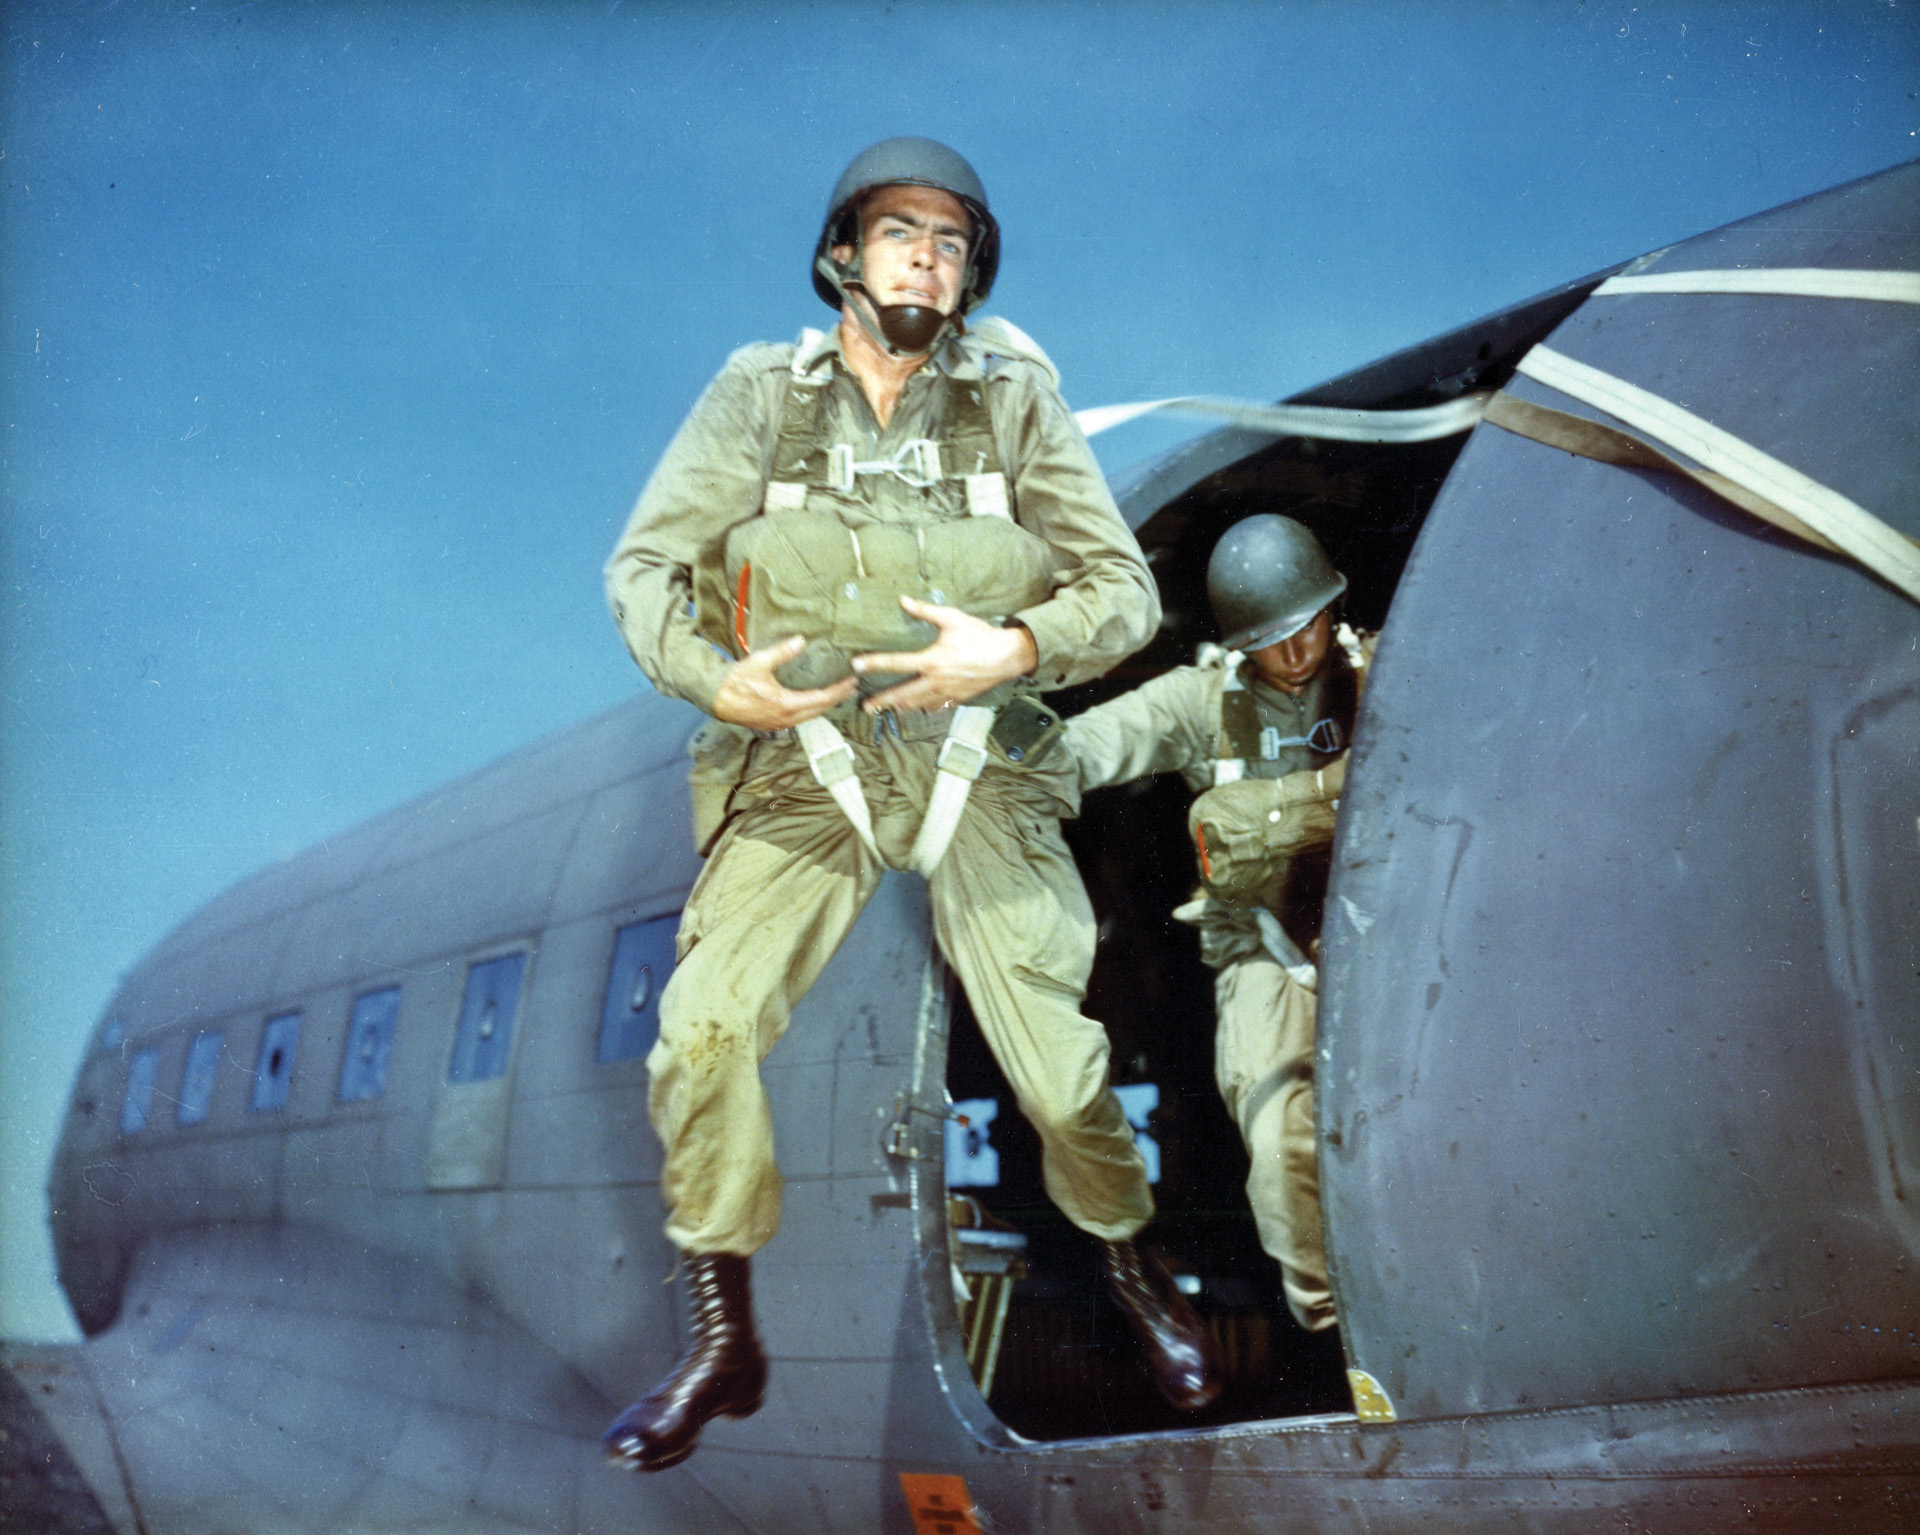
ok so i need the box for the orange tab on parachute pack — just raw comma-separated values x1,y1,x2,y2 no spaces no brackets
734,561,753,654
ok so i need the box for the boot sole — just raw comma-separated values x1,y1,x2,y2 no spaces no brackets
602,1386,766,1473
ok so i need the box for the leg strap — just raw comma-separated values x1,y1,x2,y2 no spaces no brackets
794,705,999,875
909,706,997,876
793,717,881,862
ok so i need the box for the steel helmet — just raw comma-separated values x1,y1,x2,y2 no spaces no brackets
1207,515,1348,652
811,137,1000,353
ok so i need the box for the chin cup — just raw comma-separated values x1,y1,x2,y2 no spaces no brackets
841,280,950,356
873,303,947,354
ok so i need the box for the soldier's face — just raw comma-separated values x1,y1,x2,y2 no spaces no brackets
833,184,972,316
1247,609,1332,696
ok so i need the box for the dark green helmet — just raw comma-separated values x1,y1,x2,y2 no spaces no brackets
1207,515,1348,652
811,137,999,353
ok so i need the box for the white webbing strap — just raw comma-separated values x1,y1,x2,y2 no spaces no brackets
1212,668,1247,786
1595,268,1920,304
796,705,999,873
1335,621,1367,673
964,472,1011,519
1074,393,1488,443
969,315,1062,388
908,705,997,877
1515,345,1920,607
1254,909,1318,991
790,327,835,379
794,717,881,861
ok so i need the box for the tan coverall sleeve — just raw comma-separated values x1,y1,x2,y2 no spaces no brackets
1063,665,1218,795
990,367,1162,689
604,349,785,714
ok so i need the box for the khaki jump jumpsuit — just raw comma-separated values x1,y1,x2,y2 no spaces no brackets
1062,635,1370,1332
605,323,1161,1256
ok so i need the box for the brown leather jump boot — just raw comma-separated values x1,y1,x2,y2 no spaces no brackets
602,1252,768,1472
1100,1238,1223,1411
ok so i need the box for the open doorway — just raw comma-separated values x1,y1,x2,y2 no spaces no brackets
939,402,1483,1439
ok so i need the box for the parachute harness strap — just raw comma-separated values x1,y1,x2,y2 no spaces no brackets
793,705,999,875
794,718,881,862
769,328,1016,873
766,328,1014,520
1211,670,1339,780
910,705,997,876
1255,909,1319,991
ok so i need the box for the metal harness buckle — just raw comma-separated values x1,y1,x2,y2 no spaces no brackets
934,732,991,782
827,438,945,494
799,723,858,787
1262,717,1345,757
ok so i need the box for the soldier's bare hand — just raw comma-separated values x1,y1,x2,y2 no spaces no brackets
852,597,1038,714
710,636,857,731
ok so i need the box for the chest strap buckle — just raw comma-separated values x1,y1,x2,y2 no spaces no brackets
827,438,945,494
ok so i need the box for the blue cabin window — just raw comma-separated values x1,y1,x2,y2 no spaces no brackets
597,916,678,1064
447,953,526,1084
177,1031,223,1126
121,1049,158,1134
338,987,400,1102
252,1011,301,1112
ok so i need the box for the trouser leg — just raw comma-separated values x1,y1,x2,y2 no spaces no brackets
648,801,881,1256
1213,953,1334,1331
929,802,1154,1240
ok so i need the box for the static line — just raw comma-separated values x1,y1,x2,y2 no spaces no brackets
1516,345,1920,605
1595,269,1920,304
1074,394,1489,443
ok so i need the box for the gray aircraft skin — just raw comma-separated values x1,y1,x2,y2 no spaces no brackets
26,162,1919,1533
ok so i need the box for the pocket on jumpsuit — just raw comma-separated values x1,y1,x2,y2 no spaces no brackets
1003,812,1095,1002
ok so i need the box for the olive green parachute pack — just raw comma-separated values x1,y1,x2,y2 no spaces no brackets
1188,757,1346,910
692,506,1058,700
690,321,1062,699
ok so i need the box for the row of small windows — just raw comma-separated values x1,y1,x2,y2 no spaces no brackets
116,914,679,1136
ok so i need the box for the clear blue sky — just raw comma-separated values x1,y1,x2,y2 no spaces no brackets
3,0,1915,1339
